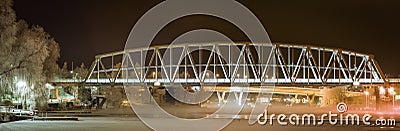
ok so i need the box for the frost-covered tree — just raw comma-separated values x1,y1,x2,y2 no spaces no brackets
0,0,60,109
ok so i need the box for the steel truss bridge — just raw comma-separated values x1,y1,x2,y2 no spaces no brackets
54,43,387,99
81,43,385,86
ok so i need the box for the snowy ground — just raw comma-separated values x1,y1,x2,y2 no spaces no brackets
1,105,399,131
1,116,399,131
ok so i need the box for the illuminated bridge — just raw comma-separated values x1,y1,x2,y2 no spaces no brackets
53,43,387,100
80,43,385,86
51,42,390,108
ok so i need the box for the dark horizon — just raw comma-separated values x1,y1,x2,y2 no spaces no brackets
12,0,400,76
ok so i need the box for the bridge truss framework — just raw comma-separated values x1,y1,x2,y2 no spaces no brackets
81,43,385,86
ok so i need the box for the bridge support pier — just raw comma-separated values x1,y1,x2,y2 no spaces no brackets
233,92,244,105
216,91,227,104
92,96,106,109
215,91,243,105
375,87,380,111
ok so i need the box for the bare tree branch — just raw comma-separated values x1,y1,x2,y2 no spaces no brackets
0,44,46,76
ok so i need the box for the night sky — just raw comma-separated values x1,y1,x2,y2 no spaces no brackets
12,0,400,76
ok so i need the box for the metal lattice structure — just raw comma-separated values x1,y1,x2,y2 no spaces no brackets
82,43,385,86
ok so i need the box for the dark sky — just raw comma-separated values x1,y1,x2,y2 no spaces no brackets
12,0,400,75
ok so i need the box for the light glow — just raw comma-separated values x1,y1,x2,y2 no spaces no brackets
16,80,27,87
388,87,395,95
154,81,161,87
364,91,369,95
379,86,386,95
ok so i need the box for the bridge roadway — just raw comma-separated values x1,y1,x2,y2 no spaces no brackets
54,78,400,96
53,78,400,87
53,78,377,97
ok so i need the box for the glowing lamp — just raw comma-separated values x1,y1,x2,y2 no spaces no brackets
154,81,161,87
379,86,386,95
16,81,27,87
